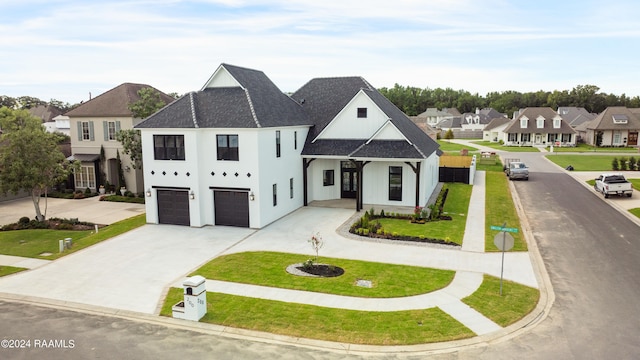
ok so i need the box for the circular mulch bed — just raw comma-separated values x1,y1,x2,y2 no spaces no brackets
286,263,344,278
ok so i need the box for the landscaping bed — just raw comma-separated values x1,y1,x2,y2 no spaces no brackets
1,217,102,231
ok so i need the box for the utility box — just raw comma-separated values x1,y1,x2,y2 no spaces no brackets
172,275,207,321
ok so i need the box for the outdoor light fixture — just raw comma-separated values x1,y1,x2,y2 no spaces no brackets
146,188,151,197
189,190,195,200
249,192,255,201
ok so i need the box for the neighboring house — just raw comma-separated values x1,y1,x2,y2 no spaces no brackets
44,115,71,136
415,108,457,126
580,106,640,147
460,108,505,131
66,83,175,194
482,117,511,142
28,105,71,135
557,107,597,128
502,107,576,147
135,64,441,228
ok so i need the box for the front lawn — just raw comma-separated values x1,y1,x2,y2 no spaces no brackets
192,251,455,298
548,143,639,153
462,274,539,327
472,141,541,152
161,289,475,345
545,154,638,171
376,183,472,245
630,208,640,218
437,140,479,153
0,214,146,259
0,266,27,277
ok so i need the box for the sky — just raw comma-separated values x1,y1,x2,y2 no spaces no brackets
1,0,640,105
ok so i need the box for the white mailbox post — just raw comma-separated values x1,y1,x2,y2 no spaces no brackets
172,275,207,321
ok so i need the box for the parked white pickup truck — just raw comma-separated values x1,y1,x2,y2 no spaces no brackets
594,174,633,198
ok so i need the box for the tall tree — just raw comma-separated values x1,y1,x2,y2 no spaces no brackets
116,87,168,170
0,107,79,221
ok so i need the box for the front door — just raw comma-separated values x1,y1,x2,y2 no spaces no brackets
628,132,638,146
535,134,542,144
341,161,357,198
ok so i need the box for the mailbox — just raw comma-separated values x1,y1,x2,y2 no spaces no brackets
172,275,207,321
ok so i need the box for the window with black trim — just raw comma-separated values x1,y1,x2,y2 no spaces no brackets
154,135,185,160
323,170,334,186
216,134,239,161
294,131,297,150
389,166,402,201
357,107,367,118
276,130,281,158
273,184,277,206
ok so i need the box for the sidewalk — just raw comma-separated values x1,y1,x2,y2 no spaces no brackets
171,171,535,336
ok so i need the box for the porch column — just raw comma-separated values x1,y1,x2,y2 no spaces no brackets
352,160,370,212
302,158,315,206
405,161,421,207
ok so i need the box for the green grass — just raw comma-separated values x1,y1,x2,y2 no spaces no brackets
160,288,475,345
462,275,540,327
547,143,639,153
192,251,455,298
376,183,472,245
485,171,527,252
0,214,146,259
545,154,632,171
628,179,640,190
472,141,542,152
0,265,27,277
630,208,640,218
437,140,479,152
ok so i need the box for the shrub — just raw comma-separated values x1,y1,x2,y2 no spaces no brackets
84,187,91,195
620,157,628,171
612,157,619,171
18,216,30,225
125,190,135,198
56,223,74,230
629,157,637,171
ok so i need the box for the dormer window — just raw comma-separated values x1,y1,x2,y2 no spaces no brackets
612,114,628,124
520,117,528,128
536,116,545,129
357,108,367,118
553,118,561,128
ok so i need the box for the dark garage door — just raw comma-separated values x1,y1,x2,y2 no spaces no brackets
157,190,190,226
214,191,249,227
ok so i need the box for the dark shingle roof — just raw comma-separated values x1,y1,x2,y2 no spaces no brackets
483,117,511,131
584,106,640,130
136,64,310,129
292,77,439,159
503,107,575,134
65,83,175,117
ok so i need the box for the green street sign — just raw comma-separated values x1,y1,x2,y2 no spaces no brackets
490,225,519,233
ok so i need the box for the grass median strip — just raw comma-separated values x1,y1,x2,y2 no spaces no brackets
191,251,455,298
462,274,539,327
484,171,526,251
160,288,475,345
0,265,27,277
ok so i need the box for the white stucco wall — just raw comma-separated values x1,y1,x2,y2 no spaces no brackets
316,92,388,140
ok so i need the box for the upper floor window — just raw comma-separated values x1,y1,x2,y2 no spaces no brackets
537,118,544,128
78,121,94,141
154,135,185,160
104,121,120,141
553,118,561,129
276,130,281,158
357,108,368,118
217,134,239,161
520,118,528,128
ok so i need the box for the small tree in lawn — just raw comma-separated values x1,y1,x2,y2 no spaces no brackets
444,129,454,141
308,232,324,263
612,157,619,171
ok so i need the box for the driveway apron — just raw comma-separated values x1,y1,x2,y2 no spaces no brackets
0,225,254,313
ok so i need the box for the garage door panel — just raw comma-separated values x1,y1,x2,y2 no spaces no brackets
214,191,249,227
157,190,190,226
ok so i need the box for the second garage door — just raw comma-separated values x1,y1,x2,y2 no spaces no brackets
157,189,190,226
214,190,249,227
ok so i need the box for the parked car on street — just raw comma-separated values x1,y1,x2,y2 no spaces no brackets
594,174,633,198
506,161,529,181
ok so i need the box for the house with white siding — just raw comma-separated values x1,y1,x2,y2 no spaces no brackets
135,64,441,228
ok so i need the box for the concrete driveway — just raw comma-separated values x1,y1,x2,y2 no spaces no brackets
0,224,255,313
0,195,145,225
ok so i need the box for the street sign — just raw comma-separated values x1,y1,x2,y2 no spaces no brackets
494,232,515,251
490,225,519,233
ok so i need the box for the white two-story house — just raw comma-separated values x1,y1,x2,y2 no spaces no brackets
136,64,440,228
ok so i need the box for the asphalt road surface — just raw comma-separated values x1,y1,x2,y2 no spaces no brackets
1,152,639,359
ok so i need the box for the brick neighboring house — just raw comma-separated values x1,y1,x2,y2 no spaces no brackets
65,83,175,194
578,106,640,147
